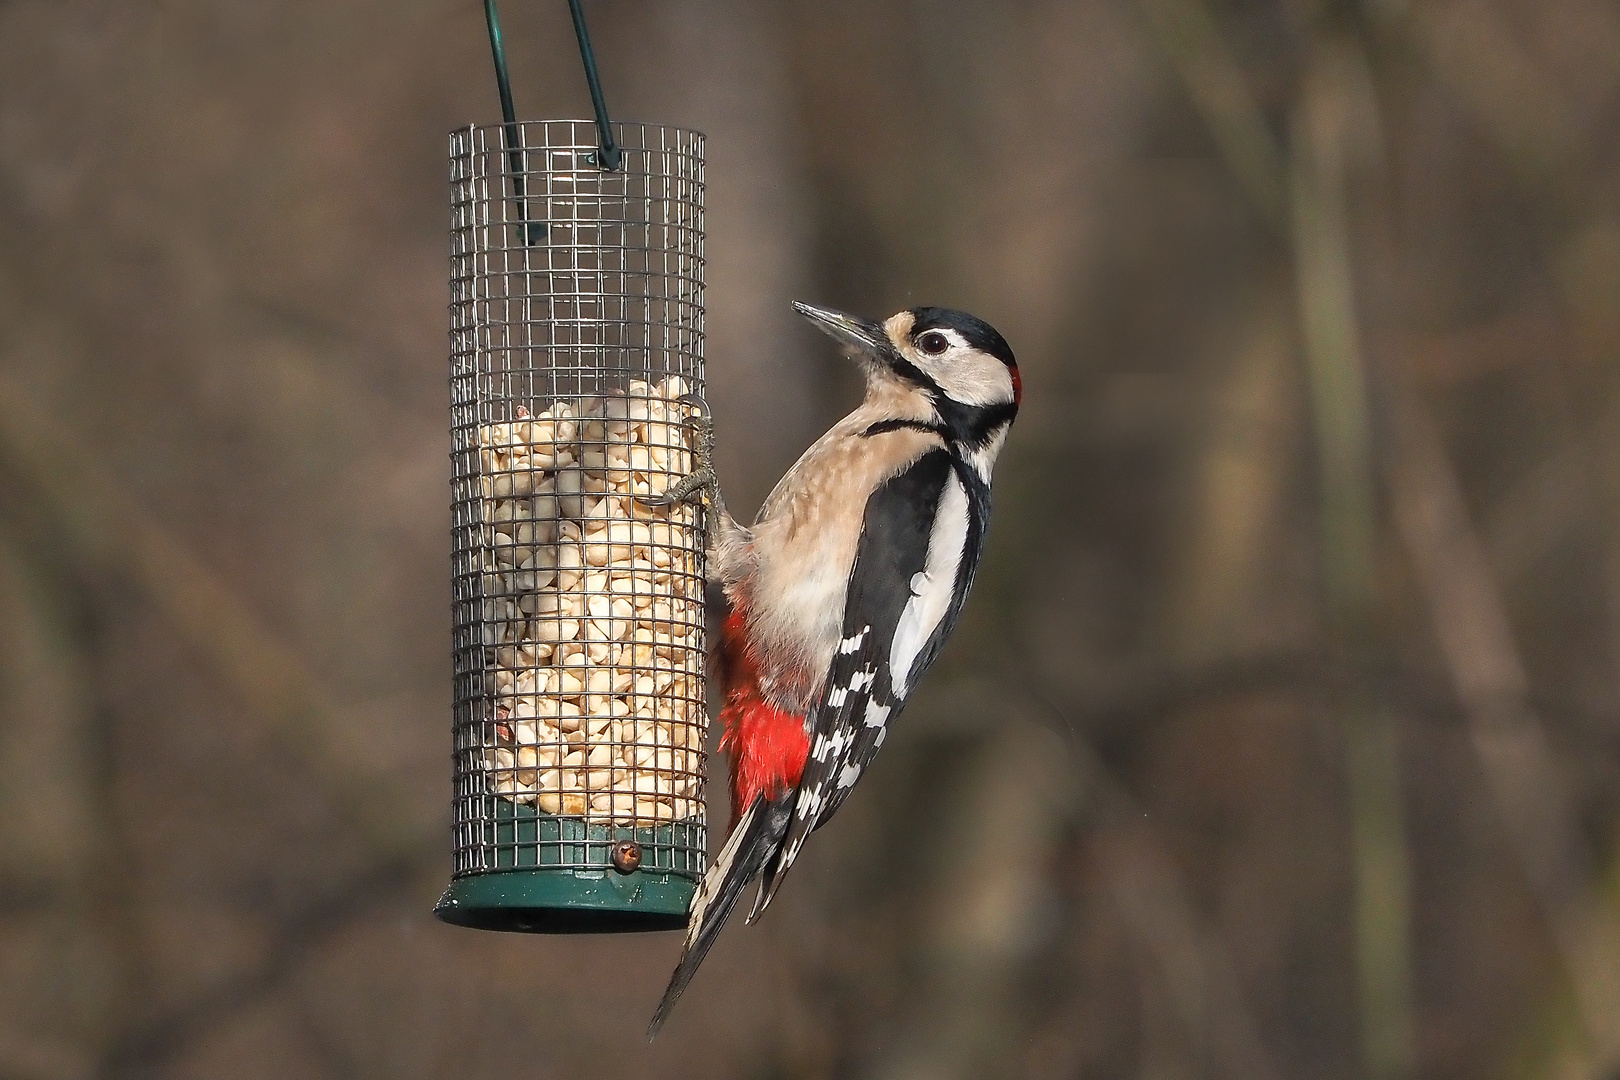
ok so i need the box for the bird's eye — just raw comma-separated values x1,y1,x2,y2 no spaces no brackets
918,331,950,355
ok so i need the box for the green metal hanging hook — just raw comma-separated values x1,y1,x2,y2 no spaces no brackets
565,0,623,171
483,0,622,175
483,0,544,243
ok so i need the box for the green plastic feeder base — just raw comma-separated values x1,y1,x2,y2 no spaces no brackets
435,801,699,934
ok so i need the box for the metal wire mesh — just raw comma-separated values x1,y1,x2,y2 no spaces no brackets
449,121,707,880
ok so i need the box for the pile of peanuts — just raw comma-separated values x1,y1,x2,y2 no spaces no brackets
474,375,706,825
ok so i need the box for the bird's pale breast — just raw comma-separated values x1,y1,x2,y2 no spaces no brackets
742,415,940,715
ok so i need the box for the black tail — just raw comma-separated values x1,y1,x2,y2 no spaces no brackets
647,794,791,1038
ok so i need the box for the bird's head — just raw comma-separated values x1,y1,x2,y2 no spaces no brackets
792,302,1021,430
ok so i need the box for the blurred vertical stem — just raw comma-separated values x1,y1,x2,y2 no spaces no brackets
1138,0,1288,230
1291,44,1413,1080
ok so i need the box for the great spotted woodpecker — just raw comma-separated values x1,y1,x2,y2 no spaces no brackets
647,302,1020,1034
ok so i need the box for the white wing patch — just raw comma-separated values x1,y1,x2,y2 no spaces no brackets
820,656,874,732
888,471,971,698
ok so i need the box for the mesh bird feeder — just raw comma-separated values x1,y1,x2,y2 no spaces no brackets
435,2,708,934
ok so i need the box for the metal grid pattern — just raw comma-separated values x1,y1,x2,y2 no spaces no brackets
449,121,707,879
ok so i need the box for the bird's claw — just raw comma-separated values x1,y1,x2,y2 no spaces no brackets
641,467,714,507
637,392,717,510
672,392,709,423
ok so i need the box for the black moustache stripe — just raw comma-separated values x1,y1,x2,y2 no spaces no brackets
861,418,948,438
883,354,1017,448
934,397,1018,449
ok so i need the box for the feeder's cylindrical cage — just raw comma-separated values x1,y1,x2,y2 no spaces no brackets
436,121,708,933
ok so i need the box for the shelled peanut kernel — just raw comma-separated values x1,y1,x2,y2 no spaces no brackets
476,376,704,825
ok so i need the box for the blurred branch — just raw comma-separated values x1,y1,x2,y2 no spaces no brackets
1404,306,1568,390
97,855,421,1078
1481,439,1591,588
1164,294,1297,667
0,511,136,1076
1079,22,1424,1073
1138,0,1288,231
1362,6,1620,1072
1092,829,1285,1080
1387,392,1620,1077
1140,4,1620,1073
869,716,1075,1080
1291,42,1413,1080
1029,692,1286,1080
1384,0,1620,708
0,379,433,864
0,375,441,1074
1389,0,1589,200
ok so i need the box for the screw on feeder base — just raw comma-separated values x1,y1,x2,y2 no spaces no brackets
611,841,643,874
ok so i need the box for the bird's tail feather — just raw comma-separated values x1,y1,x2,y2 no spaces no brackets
647,793,790,1038
745,848,782,924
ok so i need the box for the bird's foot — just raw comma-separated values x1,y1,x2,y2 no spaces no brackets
638,393,721,511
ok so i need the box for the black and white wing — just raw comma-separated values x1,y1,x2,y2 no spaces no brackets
749,447,990,917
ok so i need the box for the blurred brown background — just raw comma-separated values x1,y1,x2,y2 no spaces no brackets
2,0,1619,1077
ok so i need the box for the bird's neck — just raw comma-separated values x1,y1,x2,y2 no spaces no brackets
859,376,938,426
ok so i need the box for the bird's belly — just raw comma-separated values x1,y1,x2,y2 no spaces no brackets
744,522,855,714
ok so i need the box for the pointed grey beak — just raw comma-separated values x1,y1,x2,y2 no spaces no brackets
791,301,891,360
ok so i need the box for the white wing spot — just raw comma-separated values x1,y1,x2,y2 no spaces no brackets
837,762,863,788
838,627,869,654
864,701,891,729
827,685,848,708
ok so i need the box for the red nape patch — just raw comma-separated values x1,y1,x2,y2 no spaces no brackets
715,609,810,829
1009,364,1023,408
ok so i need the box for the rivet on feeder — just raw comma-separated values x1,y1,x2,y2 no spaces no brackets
611,841,643,874
435,0,709,936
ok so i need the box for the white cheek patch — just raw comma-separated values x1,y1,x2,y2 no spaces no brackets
925,357,1014,408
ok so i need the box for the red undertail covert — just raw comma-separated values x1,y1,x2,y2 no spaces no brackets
716,608,809,825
